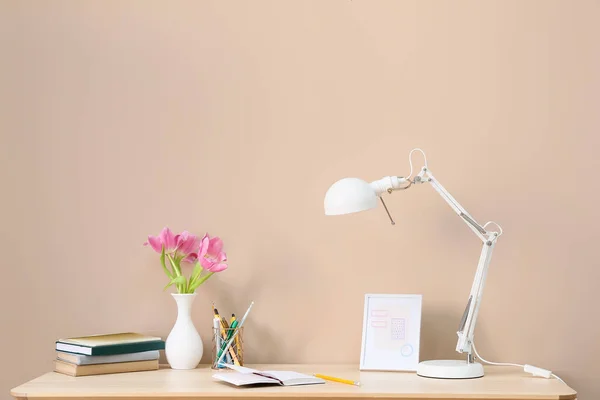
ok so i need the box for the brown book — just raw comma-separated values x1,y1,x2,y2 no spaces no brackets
54,359,159,377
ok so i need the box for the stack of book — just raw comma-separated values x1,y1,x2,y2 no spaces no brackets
54,332,165,377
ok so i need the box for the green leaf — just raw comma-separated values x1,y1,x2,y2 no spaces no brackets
189,263,203,286
160,246,174,279
163,275,186,291
189,272,214,293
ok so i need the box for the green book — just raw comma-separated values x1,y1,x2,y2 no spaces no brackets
56,332,165,356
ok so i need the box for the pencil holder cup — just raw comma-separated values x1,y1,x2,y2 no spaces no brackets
211,327,244,369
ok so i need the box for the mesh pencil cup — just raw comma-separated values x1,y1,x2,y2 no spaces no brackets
212,327,244,369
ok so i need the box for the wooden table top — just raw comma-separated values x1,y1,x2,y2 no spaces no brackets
11,364,576,400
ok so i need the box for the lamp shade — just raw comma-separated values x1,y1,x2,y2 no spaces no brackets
324,178,378,215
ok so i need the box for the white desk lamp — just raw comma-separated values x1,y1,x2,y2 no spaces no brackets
324,148,503,379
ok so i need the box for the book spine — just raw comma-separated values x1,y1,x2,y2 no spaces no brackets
90,341,165,356
58,350,160,365
56,340,165,356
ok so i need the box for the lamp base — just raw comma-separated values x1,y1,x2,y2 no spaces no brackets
416,360,484,379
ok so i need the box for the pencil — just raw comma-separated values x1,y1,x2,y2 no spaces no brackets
216,301,254,366
214,308,240,366
314,374,361,386
231,314,242,362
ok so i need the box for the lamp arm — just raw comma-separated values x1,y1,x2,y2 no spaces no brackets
417,167,500,358
456,234,497,356
416,168,488,243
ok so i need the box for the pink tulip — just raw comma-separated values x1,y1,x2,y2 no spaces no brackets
145,227,178,253
176,231,201,263
199,234,228,272
145,228,200,263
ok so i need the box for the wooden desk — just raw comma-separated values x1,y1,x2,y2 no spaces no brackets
11,364,576,400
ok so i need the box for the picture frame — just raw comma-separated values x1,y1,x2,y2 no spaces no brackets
360,294,422,371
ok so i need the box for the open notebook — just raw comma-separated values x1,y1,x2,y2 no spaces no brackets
213,365,325,387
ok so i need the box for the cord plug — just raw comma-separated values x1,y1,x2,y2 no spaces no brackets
524,364,552,379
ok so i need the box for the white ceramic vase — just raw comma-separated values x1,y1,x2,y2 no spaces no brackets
165,293,203,369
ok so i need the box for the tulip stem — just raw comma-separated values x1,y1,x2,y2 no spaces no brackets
166,254,182,276
166,254,184,292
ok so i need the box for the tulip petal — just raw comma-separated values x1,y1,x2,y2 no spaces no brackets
177,231,190,246
208,262,228,273
198,235,210,258
192,236,202,251
183,252,198,263
160,227,177,252
175,231,189,253
199,257,212,269
179,235,201,255
146,236,163,253
207,237,224,254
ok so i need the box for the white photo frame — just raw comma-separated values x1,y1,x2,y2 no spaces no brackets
360,294,422,371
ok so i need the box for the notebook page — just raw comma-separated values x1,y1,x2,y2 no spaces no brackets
262,371,325,386
212,372,280,386
221,364,258,374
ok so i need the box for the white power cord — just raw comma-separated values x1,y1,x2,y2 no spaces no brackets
483,221,504,236
407,148,428,180
472,342,565,384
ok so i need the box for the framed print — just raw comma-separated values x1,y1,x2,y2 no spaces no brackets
360,294,422,371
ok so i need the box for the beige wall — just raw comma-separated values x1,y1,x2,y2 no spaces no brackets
1,0,599,398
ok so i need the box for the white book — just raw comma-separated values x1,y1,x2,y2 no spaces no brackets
213,365,325,387
57,350,160,365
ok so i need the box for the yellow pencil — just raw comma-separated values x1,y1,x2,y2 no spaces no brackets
314,374,361,386
230,314,242,363
214,308,240,366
